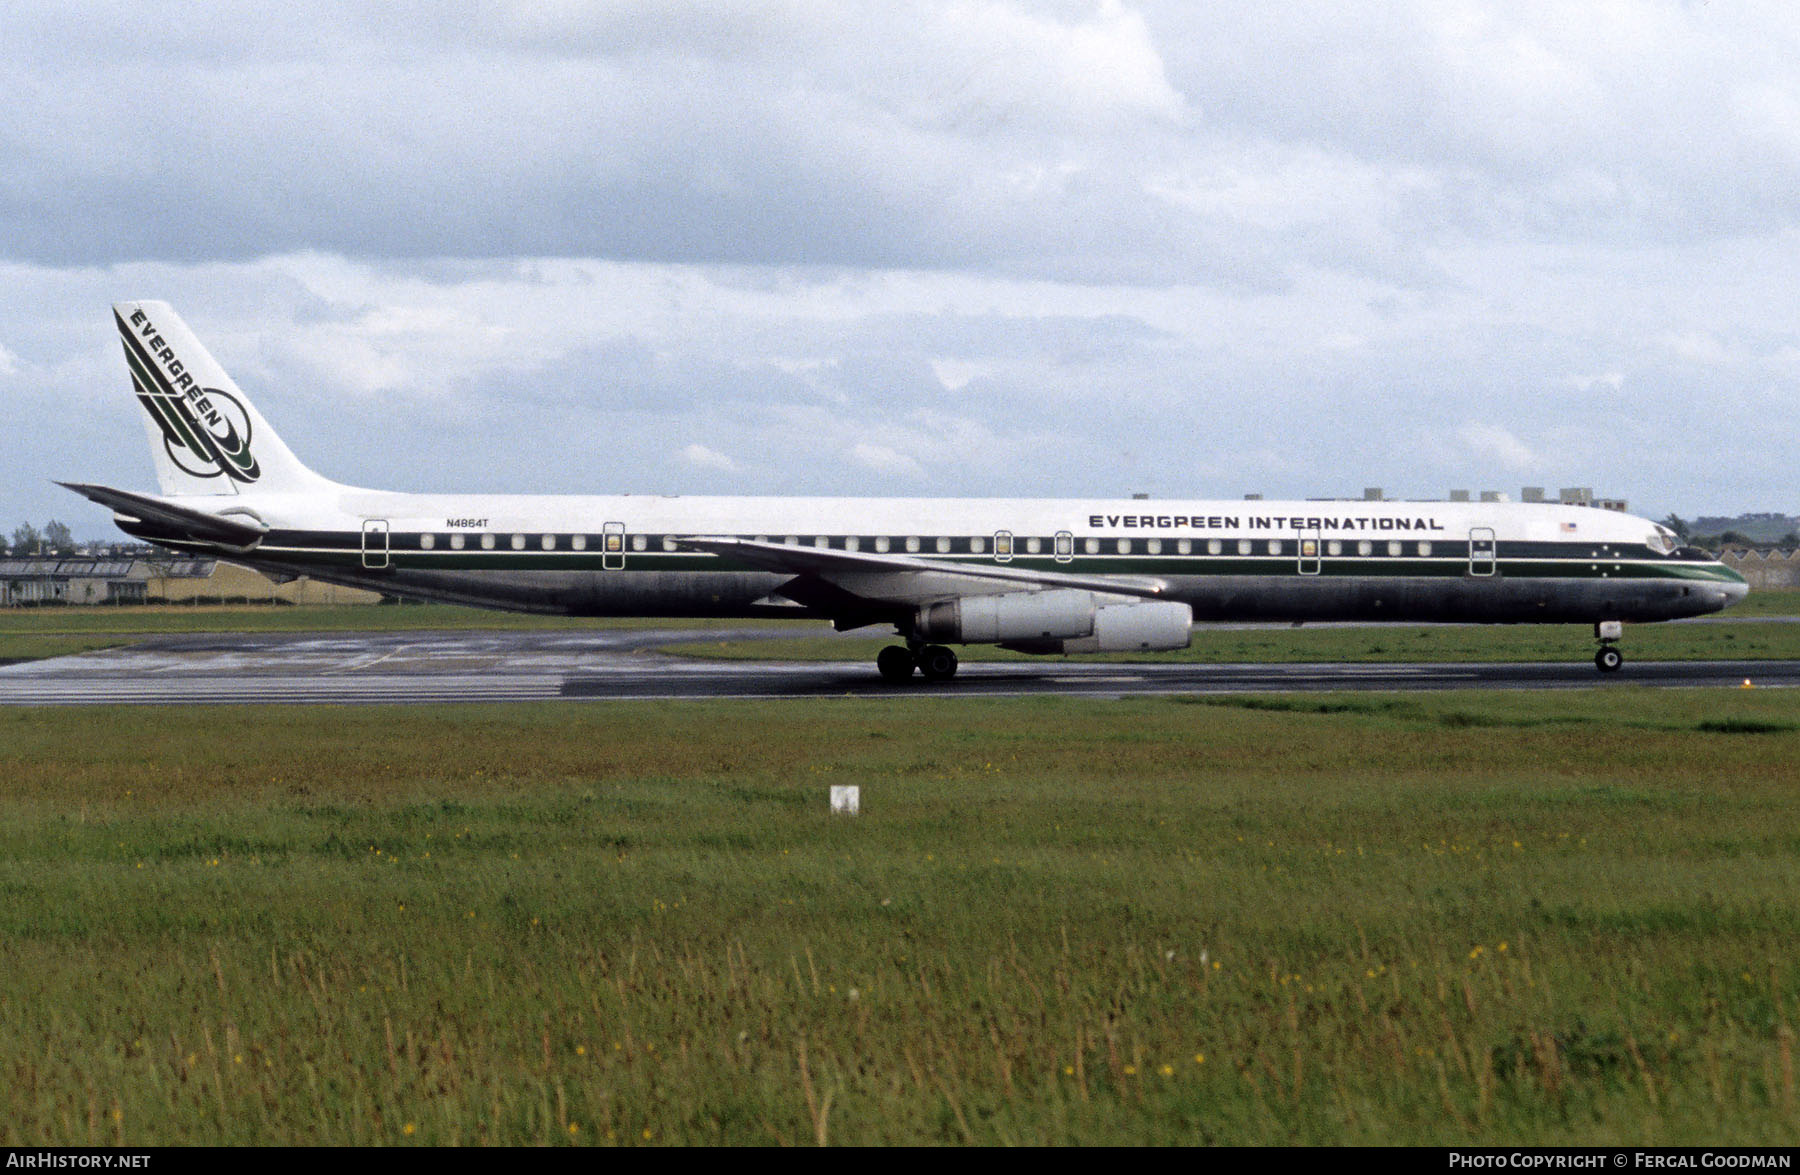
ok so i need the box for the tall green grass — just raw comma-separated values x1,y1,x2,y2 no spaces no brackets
1,693,1798,1144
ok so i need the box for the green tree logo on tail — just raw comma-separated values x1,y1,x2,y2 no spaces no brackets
117,309,262,485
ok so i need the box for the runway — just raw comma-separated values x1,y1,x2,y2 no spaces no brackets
1,628,1796,705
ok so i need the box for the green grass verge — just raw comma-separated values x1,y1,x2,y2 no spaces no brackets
2,593,1795,669
3,692,1800,1145
665,619,1800,664
1715,588,1800,617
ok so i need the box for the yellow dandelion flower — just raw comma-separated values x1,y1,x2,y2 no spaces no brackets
576,1045,586,1056
1159,1064,1174,1076
1194,1054,1205,1064
1123,1065,1137,1076
403,1123,416,1136
569,1123,580,1135
642,1128,653,1140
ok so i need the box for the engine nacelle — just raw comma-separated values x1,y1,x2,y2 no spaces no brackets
914,591,1193,654
916,589,1097,644
1062,600,1193,653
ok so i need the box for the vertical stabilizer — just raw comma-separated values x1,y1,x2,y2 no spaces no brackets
114,300,332,497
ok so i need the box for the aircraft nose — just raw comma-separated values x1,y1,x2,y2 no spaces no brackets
1722,580,1750,607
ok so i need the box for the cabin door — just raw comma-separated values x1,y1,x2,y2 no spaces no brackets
361,519,389,569
1297,526,1321,575
1468,528,1496,576
602,522,626,570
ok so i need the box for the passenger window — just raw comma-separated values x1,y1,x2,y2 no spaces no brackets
1146,538,1162,554
937,537,952,553
1268,540,1283,555
1116,539,1131,554
814,535,829,549
784,536,799,546
845,536,860,552
1085,538,1100,554
905,536,921,553
1326,540,1341,556
572,535,587,551
1208,539,1222,555
481,534,495,550
994,533,1011,556
1237,539,1252,555
420,534,436,551
450,534,465,551
1387,540,1402,557
971,537,986,554
1418,541,1433,557
510,534,525,550
1025,537,1041,554
875,536,891,553
543,535,556,551
1177,539,1191,555
662,537,677,552
1358,540,1372,556
632,535,647,551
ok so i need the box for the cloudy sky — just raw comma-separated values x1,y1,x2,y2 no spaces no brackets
5,0,1799,537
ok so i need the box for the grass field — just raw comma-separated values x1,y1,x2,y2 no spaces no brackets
4,692,1800,1145
665,618,1800,665
3,592,1798,669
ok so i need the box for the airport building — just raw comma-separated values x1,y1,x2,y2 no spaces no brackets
0,556,380,607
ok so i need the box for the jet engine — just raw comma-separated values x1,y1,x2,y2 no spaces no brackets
914,589,1192,654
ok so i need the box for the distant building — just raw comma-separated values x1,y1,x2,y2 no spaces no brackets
1721,549,1800,590
1,557,380,606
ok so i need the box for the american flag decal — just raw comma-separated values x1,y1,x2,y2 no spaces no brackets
1561,522,1578,532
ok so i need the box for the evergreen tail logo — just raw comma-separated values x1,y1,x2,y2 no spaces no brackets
117,308,262,485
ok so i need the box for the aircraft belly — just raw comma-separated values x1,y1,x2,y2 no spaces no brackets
1167,575,1711,624
230,553,1718,625
242,561,797,617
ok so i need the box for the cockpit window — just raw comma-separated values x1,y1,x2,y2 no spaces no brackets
1647,526,1677,556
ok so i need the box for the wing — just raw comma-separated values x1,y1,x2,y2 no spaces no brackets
673,535,1171,621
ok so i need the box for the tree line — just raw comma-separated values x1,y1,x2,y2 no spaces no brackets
6,521,77,557
1662,515,1800,552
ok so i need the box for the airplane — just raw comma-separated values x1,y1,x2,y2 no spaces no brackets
61,301,1748,680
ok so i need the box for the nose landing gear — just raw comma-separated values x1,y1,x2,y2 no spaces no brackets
1594,620,1624,673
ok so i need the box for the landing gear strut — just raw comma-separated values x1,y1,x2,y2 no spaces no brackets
1594,620,1624,673
875,642,959,682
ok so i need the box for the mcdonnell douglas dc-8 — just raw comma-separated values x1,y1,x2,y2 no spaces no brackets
62,301,1747,680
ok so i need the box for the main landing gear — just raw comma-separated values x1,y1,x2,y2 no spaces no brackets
877,642,959,682
1594,620,1624,673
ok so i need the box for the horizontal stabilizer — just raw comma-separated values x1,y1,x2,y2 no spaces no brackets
57,482,268,549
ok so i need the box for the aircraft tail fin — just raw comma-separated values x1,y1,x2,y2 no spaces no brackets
114,300,334,497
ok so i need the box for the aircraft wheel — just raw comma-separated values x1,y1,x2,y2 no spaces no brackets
878,647,921,683
877,645,917,682
1595,646,1623,673
917,644,959,681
